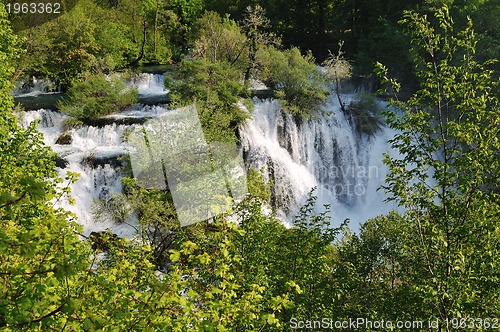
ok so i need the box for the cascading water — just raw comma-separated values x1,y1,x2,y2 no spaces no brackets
19,104,169,237
239,96,399,229
19,73,398,234
13,77,58,97
130,73,167,96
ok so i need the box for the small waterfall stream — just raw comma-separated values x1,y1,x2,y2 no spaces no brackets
13,77,58,97
19,73,398,234
19,109,136,236
132,73,167,95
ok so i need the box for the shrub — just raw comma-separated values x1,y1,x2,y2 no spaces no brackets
58,74,138,122
167,59,249,142
257,46,328,118
347,92,383,135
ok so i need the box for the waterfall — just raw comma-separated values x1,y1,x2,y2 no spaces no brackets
130,73,167,96
19,108,142,237
20,72,398,234
12,77,57,97
239,97,399,229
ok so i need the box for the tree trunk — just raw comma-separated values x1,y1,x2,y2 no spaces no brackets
245,34,258,82
154,1,159,59
132,0,137,43
129,21,147,67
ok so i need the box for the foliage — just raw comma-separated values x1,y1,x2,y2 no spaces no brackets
58,74,138,122
241,5,281,81
230,193,344,324
40,219,297,331
347,92,383,136
322,43,352,83
277,194,343,321
167,221,299,331
246,167,273,202
471,0,500,76
167,58,249,142
94,20,138,71
258,47,329,118
94,176,189,269
168,0,203,35
91,192,316,330
44,2,100,88
0,5,91,329
376,5,500,323
331,212,426,321
192,10,247,67
322,41,352,113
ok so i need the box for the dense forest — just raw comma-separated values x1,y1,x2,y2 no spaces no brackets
1,0,499,330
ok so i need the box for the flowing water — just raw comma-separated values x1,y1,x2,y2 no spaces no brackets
240,97,399,229
18,105,169,237
19,74,398,235
132,73,167,96
13,77,58,97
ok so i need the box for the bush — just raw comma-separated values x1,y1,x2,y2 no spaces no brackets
257,47,328,118
167,59,249,142
58,74,138,122
246,167,273,202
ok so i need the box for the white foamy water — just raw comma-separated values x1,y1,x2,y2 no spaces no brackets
239,96,400,230
20,73,400,234
132,73,168,95
12,77,59,97
19,106,168,237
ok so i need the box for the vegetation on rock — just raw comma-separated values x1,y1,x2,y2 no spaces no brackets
57,74,138,123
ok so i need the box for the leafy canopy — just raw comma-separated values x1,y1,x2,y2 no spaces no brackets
375,5,500,322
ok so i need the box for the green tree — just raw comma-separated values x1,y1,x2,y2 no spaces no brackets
168,0,203,39
167,58,249,142
231,193,344,325
376,5,500,325
241,5,280,81
93,20,137,71
471,0,500,75
331,212,425,322
258,47,328,118
322,41,352,113
167,221,300,331
45,2,101,88
192,11,247,66
0,5,91,329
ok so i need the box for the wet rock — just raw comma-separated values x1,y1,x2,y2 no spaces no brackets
82,153,126,169
83,116,150,127
56,132,72,145
251,88,275,99
55,157,69,169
